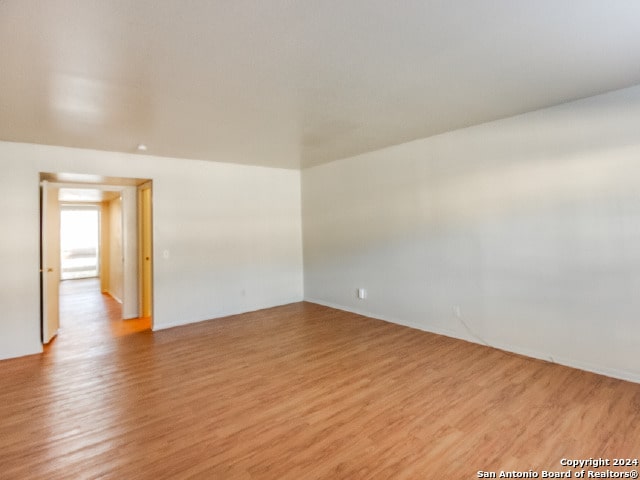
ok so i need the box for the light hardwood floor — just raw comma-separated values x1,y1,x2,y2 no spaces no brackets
1,281,639,479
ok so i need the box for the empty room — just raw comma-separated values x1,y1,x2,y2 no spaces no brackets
1,1,639,478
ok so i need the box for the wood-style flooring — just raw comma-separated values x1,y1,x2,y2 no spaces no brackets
0,281,639,479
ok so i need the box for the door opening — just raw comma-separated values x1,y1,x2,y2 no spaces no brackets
40,173,154,348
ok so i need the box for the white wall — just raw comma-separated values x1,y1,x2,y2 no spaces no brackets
303,84,640,383
99,201,110,294
107,196,123,302
0,143,303,360
99,189,138,318
121,186,139,319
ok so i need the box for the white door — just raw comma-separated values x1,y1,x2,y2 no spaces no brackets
42,181,60,343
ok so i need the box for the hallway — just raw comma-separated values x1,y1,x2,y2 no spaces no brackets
46,278,151,357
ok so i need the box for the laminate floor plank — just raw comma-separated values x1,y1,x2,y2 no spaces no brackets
1,278,639,478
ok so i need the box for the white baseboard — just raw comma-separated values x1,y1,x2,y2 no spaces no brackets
104,290,122,304
304,297,640,385
153,297,304,331
0,342,43,361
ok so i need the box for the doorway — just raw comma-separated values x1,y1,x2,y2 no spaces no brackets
60,205,100,280
40,173,153,346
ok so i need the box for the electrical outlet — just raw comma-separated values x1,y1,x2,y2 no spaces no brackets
453,305,461,318
357,288,367,299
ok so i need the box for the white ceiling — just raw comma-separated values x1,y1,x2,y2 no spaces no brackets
2,1,640,169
